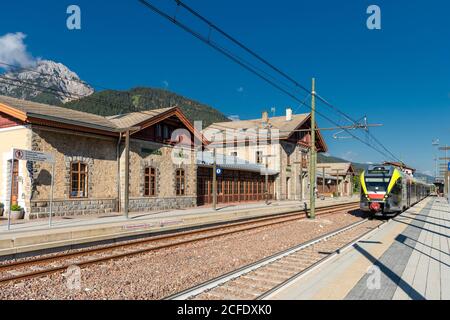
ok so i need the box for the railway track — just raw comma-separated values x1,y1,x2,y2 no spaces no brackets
167,218,383,300
0,201,359,285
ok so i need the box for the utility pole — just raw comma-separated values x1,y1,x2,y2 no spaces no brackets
335,169,341,197
317,165,331,197
439,145,450,198
265,159,269,205
212,148,217,210
124,129,130,219
309,78,316,219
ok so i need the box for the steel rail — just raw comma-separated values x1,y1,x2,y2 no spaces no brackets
0,202,359,284
0,201,357,269
167,218,381,300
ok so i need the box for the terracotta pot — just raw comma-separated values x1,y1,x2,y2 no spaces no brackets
10,210,24,220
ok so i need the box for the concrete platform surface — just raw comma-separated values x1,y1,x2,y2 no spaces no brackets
268,197,450,300
0,196,358,257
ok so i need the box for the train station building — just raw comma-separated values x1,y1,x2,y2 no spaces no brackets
0,96,327,219
205,108,328,202
316,162,355,197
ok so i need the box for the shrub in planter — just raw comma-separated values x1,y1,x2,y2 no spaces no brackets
0,202,4,216
10,204,24,220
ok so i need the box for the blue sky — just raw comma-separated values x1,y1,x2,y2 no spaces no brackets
1,0,449,175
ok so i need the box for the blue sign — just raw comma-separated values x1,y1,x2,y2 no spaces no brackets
216,168,223,176
448,162,450,171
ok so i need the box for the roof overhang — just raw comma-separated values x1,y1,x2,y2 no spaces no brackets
287,113,328,153
131,107,209,145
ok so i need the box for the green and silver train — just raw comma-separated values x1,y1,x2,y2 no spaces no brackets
360,165,432,217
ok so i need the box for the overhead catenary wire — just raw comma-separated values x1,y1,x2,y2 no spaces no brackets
170,0,402,163
138,0,399,162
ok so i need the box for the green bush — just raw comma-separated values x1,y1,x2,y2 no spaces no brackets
0,202,4,209
10,204,22,212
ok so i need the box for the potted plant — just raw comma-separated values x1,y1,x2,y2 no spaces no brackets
10,204,24,220
0,202,4,217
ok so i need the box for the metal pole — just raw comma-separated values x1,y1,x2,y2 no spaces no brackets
7,159,14,231
299,154,303,201
322,167,325,195
336,169,341,198
124,129,130,219
309,78,316,219
444,145,450,199
212,148,217,210
49,164,55,227
265,158,269,205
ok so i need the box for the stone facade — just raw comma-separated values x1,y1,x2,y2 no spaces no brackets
23,126,197,219
27,127,118,218
29,198,117,219
276,140,311,201
121,139,197,212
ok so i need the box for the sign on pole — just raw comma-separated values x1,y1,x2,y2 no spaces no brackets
13,148,55,163
448,162,450,171
8,149,56,231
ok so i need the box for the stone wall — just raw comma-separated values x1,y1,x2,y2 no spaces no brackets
277,141,310,201
120,139,197,211
29,127,119,217
31,127,118,200
29,198,117,219
26,127,198,219
128,196,196,212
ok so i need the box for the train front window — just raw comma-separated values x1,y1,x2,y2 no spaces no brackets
365,177,390,192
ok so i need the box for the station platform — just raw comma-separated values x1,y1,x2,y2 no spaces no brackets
268,197,450,300
0,196,358,258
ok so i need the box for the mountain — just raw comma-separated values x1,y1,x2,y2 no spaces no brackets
64,87,230,128
0,60,230,127
0,60,94,103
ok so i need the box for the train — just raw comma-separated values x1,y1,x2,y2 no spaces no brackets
360,165,433,217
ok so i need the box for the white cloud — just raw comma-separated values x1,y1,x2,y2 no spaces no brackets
162,80,169,88
237,86,244,93
0,32,36,69
228,115,241,121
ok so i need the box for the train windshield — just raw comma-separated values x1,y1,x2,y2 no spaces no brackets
365,177,390,193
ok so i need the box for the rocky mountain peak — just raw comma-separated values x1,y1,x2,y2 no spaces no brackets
0,59,94,103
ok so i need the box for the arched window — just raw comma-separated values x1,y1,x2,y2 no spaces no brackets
144,167,156,196
71,162,87,198
176,169,185,196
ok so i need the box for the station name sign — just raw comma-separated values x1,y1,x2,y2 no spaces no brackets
13,148,55,164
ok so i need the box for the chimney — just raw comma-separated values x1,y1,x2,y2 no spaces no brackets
286,107,293,121
262,111,269,124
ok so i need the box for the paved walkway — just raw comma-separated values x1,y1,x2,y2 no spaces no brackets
268,197,450,300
